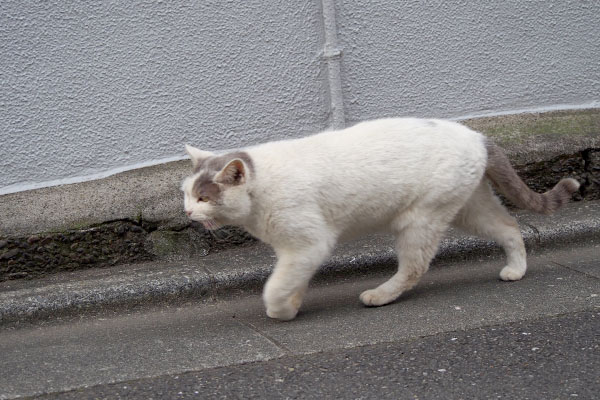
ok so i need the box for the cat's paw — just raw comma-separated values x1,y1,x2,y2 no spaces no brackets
266,304,299,321
499,266,525,281
264,288,303,321
359,289,396,307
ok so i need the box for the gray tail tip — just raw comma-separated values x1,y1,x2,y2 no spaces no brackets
561,178,580,193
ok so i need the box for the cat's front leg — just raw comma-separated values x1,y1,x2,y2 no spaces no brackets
263,243,332,321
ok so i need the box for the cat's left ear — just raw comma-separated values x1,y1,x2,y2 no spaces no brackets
215,159,247,186
185,144,214,170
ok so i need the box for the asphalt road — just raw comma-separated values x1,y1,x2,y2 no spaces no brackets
34,310,600,400
2,244,599,399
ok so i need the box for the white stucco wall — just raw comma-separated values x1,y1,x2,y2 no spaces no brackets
0,1,329,193
336,0,600,124
1,0,599,194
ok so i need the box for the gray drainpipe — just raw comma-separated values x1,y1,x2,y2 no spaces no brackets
320,0,345,129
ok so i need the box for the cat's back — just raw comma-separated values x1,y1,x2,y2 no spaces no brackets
248,117,486,172
328,117,482,148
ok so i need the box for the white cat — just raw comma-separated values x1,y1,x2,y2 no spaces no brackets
181,118,579,321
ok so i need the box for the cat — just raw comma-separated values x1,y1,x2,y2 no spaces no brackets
181,118,579,321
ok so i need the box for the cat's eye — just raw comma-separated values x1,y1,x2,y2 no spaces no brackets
197,196,208,203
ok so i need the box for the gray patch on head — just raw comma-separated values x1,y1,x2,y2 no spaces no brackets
190,151,254,201
193,151,254,175
192,173,221,202
192,158,209,173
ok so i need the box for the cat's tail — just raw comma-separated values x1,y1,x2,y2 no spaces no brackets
485,142,580,215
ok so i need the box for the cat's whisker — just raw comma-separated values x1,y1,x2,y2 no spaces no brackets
201,219,225,236
210,229,226,241
212,225,229,240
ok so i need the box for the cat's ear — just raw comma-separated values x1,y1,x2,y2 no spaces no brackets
215,159,247,186
185,145,213,170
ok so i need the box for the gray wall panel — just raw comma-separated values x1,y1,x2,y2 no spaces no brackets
336,0,600,124
1,1,327,190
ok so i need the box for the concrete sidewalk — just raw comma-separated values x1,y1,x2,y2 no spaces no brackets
1,199,599,326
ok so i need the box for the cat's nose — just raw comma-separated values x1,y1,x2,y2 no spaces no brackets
185,210,192,217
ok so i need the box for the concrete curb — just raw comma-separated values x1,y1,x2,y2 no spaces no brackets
1,200,599,326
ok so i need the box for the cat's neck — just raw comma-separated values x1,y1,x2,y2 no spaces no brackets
241,191,270,242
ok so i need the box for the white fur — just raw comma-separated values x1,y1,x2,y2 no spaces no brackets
182,118,527,320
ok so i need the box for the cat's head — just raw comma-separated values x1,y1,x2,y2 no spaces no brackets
181,145,254,230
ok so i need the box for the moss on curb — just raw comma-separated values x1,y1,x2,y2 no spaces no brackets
463,109,600,145
0,221,152,281
0,220,256,282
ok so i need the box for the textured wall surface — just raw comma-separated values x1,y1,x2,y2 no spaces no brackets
1,0,599,192
336,0,600,124
0,1,327,191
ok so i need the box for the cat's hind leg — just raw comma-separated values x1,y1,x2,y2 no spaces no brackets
360,211,448,307
452,180,527,281
263,239,334,321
